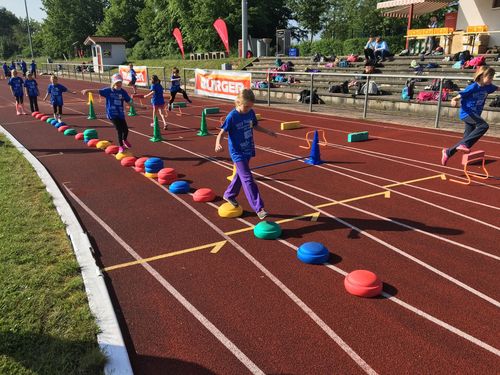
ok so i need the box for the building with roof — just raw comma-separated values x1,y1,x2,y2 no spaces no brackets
83,36,127,73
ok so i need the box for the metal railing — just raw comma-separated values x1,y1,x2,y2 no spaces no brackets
40,63,498,129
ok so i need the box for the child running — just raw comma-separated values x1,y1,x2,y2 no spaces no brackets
215,89,276,220
43,75,76,122
82,74,133,153
168,67,192,110
8,70,26,115
441,66,499,166
24,73,39,113
128,63,137,94
143,75,168,130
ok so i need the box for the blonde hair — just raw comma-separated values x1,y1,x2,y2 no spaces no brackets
474,66,495,82
235,89,255,108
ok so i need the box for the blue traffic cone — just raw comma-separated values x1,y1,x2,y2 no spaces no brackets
305,130,323,165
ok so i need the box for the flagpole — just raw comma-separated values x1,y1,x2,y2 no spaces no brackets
24,0,34,60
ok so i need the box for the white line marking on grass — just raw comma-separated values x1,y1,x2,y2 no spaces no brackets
63,186,266,375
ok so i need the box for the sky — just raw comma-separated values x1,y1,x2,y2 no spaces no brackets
0,0,46,21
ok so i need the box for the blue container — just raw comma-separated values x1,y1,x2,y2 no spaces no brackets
297,242,329,264
169,180,190,194
144,157,164,173
289,48,299,57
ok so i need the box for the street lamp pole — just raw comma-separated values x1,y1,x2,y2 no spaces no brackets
24,0,34,60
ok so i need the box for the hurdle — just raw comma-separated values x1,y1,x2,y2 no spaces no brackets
449,150,489,185
348,131,369,142
300,130,327,149
281,121,301,130
204,107,220,115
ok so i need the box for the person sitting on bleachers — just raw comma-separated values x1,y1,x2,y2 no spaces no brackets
364,37,376,65
374,37,391,62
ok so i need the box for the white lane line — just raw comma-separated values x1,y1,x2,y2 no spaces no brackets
128,129,500,308
63,185,266,375
262,146,500,231
57,98,500,304
151,180,378,375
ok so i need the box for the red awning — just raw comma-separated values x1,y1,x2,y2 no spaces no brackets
377,0,452,18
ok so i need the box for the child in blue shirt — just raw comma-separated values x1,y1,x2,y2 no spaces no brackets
2,62,10,78
43,75,76,122
30,60,37,78
441,66,499,166
374,37,390,62
215,89,276,220
24,73,39,113
8,70,26,115
168,67,192,111
82,74,133,153
20,60,27,77
144,75,168,130
128,63,137,94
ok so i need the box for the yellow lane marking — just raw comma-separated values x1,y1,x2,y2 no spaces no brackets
383,174,446,189
315,190,391,209
104,240,227,272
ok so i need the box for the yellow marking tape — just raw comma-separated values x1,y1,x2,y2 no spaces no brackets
104,240,227,272
383,174,446,188
315,190,391,209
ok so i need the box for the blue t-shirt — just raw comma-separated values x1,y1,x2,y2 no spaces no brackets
21,61,27,72
8,77,24,96
170,75,181,92
129,69,137,83
99,87,131,120
149,83,165,106
459,82,497,120
3,64,9,74
24,79,39,97
30,62,36,72
47,83,68,105
221,108,259,162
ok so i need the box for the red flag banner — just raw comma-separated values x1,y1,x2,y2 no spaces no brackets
213,18,230,56
173,28,185,59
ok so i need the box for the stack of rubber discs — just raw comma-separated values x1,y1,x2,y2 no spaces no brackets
83,129,98,144
144,157,164,178
134,157,148,172
158,168,177,185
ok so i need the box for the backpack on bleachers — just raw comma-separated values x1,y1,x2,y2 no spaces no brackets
347,54,359,63
360,81,380,95
452,61,463,69
401,79,415,101
489,95,500,107
329,80,349,94
442,79,459,92
464,56,485,69
338,60,350,68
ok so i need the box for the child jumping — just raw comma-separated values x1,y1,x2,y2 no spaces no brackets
43,75,76,122
82,74,133,153
8,70,26,115
441,66,499,166
168,67,192,110
143,75,168,130
24,73,39,113
215,89,276,220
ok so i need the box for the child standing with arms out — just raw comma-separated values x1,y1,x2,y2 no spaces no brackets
43,75,76,122
128,63,137,94
144,75,168,130
441,67,499,166
215,89,276,220
8,70,26,115
168,67,192,110
82,74,133,153
24,73,39,113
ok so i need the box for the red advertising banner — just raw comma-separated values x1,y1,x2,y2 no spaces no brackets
213,18,230,56
194,69,251,100
118,65,148,87
444,12,458,30
173,28,185,59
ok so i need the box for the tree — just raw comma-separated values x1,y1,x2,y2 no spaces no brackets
41,0,106,58
0,7,21,58
288,0,329,42
96,0,145,46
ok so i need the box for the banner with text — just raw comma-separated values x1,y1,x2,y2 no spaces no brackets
194,69,251,100
118,65,148,87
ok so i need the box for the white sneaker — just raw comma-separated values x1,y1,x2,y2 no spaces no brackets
257,210,268,220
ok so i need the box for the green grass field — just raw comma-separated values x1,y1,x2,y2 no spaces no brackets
0,134,105,375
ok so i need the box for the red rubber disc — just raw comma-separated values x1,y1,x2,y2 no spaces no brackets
344,270,382,298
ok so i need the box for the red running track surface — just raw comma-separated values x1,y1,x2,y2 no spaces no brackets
1,76,499,374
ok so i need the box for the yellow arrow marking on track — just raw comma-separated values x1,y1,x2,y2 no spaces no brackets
315,190,391,209
104,240,227,272
383,174,446,188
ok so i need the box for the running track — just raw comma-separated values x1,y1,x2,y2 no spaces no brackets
1,75,499,374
